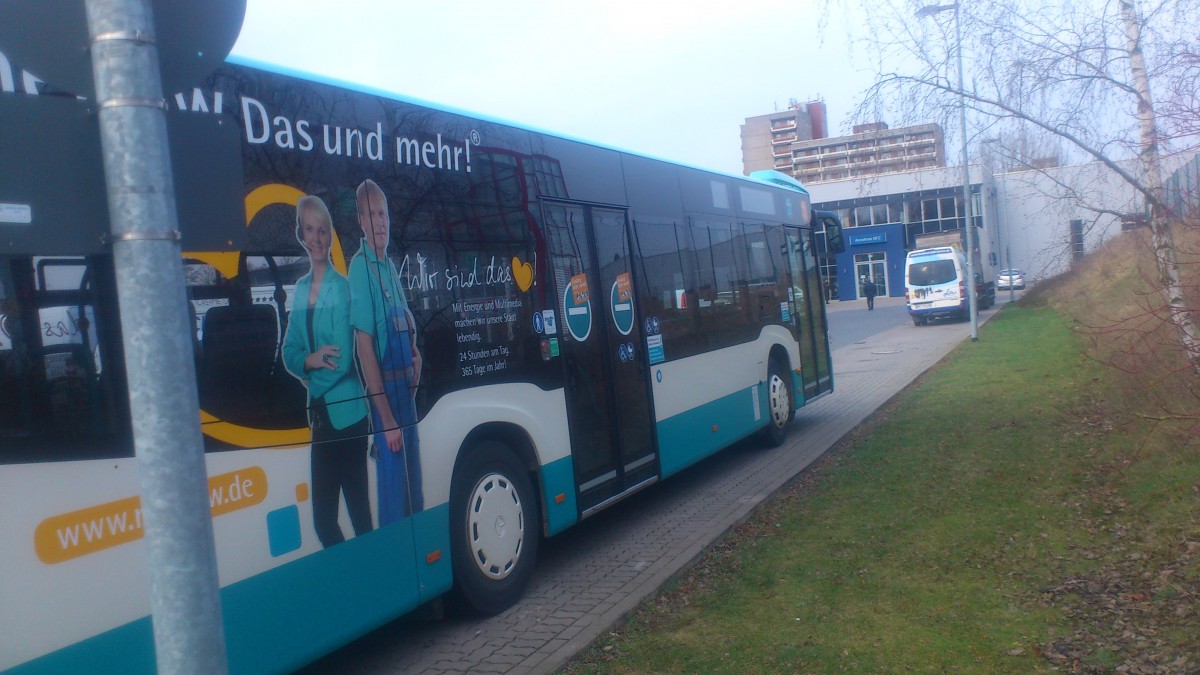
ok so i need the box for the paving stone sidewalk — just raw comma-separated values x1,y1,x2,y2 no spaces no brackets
313,304,992,674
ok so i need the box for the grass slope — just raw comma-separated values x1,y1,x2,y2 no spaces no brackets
566,248,1200,673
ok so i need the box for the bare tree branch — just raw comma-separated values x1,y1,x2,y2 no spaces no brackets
830,0,1200,374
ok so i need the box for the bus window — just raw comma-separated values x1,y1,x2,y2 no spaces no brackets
689,217,758,349
631,218,704,359
0,256,130,464
189,255,308,444
742,221,785,325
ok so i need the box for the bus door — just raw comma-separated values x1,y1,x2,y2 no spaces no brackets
543,202,657,515
785,226,833,400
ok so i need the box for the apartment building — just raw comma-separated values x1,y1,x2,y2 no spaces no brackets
739,101,828,176
742,108,946,183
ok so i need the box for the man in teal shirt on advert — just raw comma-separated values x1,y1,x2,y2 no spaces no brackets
348,178,423,526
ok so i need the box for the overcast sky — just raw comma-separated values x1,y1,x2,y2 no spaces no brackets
230,0,876,177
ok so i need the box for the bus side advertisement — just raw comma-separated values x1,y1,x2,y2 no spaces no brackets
0,53,838,673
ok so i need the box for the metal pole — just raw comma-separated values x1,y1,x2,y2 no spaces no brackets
84,0,229,672
954,3,979,340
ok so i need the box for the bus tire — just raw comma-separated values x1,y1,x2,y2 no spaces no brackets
760,357,793,448
449,441,539,616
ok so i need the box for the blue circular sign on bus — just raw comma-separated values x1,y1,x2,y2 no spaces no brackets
563,284,592,341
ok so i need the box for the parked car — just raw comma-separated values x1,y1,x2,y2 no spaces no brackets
997,268,1026,290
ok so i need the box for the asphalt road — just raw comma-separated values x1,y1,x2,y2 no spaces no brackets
300,294,999,674
827,297,911,350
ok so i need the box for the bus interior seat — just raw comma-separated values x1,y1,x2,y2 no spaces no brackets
200,304,278,413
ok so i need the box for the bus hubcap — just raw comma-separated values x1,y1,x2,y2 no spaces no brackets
769,374,789,428
467,472,524,580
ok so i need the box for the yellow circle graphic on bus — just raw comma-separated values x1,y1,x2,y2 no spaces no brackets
246,184,348,275
190,183,348,449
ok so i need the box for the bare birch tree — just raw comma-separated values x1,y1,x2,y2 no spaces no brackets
833,0,1200,374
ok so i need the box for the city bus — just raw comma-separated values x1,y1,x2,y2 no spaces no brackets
0,53,842,673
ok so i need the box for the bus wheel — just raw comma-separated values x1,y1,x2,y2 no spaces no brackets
760,358,793,448
449,441,539,615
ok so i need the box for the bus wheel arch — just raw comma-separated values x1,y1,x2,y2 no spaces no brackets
459,423,539,479
448,431,541,615
760,347,794,447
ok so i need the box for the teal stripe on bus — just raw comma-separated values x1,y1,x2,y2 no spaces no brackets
791,369,806,408
412,504,453,603
657,384,765,478
540,456,578,535
12,516,442,675
8,617,154,675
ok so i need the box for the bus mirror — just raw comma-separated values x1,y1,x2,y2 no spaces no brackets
814,211,845,255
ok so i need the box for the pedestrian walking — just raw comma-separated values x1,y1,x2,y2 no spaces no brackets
864,277,878,310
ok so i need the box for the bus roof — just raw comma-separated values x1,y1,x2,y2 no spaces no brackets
746,170,811,196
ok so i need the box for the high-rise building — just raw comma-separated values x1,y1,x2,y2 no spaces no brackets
739,100,828,176
741,108,946,183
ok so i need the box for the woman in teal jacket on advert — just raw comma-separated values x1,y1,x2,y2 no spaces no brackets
283,195,373,548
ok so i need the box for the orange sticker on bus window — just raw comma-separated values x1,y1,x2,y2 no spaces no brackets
34,467,269,564
616,272,632,302
570,273,589,305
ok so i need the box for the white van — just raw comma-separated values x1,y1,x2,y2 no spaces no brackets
905,246,969,326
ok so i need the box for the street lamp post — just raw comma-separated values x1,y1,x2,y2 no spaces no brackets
918,2,979,340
